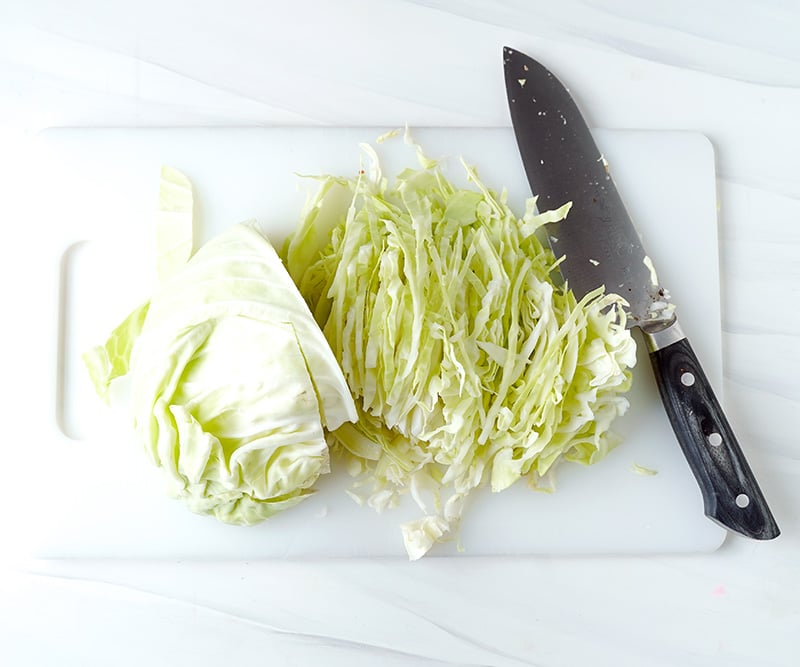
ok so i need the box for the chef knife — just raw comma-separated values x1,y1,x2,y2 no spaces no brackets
503,46,779,540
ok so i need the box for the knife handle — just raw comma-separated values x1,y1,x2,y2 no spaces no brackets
644,325,780,540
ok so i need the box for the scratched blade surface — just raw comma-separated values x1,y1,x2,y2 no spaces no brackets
503,46,666,327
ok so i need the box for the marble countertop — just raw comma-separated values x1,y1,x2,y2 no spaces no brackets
1,1,797,665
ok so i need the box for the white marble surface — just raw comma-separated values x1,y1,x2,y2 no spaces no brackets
1,1,798,665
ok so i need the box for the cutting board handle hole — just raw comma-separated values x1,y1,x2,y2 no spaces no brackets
56,241,90,441
56,240,151,442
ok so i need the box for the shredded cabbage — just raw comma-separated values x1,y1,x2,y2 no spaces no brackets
284,132,637,559
84,168,356,525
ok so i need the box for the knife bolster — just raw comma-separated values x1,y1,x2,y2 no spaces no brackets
642,319,686,352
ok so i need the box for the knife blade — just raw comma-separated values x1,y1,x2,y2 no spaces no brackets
503,46,779,540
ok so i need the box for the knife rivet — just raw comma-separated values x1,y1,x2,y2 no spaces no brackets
707,432,723,447
680,372,695,387
735,493,750,508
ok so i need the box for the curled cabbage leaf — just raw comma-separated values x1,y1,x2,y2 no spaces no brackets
284,133,637,559
84,168,356,525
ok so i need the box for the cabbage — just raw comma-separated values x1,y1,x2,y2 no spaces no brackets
284,132,637,559
84,168,356,525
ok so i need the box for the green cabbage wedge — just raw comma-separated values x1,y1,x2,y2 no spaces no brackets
84,167,356,525
284,134,637,559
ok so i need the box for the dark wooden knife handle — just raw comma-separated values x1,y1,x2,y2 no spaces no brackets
647,335,779,540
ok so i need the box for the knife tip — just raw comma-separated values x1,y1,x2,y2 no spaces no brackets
502,46,516,68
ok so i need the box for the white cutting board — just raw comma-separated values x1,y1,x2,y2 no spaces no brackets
20,127,726,559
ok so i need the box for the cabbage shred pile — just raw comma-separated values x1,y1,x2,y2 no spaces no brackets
284,136,637,559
